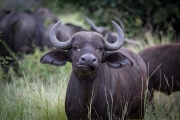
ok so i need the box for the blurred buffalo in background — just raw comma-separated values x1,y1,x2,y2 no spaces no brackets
35,7,59,26
138,43,180,103
85,17,140,46
42,22,86,49
0,9,10,22
0,10,45,78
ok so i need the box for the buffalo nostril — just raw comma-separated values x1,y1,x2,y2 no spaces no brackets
93,58,96,62
81,57,85,61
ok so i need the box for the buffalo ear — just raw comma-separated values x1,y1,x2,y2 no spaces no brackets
104,52,133,68
40,49,69,66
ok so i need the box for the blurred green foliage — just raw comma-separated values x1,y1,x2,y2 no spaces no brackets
41,0,180,41
0,0,179,41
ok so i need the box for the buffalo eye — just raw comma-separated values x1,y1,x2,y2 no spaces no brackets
96,47,103,52
73,46,81,51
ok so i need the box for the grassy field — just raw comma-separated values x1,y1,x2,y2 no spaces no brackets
0,13,180,120
0,49,70,120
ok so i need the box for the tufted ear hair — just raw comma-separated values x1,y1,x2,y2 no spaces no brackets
104,52,134,68
40,49,69,66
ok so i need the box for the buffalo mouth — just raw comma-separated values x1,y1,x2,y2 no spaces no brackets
76,64,96,71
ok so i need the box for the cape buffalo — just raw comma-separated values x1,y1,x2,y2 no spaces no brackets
138,43,180,102
43,22,85,49
0,11,45,76
85,17,117,43
35,7,59,26
85,17,140,46
0,9,10,22
40,21,147,119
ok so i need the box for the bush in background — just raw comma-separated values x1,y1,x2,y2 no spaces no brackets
1,0,179,41
42,0,180,41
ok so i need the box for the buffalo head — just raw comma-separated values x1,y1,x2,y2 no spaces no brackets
41,21,133,80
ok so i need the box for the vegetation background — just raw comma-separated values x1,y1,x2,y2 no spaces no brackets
0,0,180,119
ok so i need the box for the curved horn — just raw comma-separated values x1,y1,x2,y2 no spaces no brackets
49,21,72,50
85,17,103,34
104,21,124,51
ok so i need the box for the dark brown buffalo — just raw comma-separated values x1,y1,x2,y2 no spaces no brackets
85,17,140,46
40,21,147,119
42,22,85,49
0,9,10,22
35,7,59,26
0,11,45,75
85,17,117,43
138,43,180,102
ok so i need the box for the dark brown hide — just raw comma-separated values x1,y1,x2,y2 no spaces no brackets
40,23,147,119
0,11,45,75
0,9,10,22
138,43,180,101
35,7,59,25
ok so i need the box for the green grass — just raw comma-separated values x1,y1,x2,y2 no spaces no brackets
124,30,172,54
55,10,90,30
58,12,86,27
1,47,180,120
144,91,180,120
0,49,70,120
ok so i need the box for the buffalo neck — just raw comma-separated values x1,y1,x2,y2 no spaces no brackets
70,64,111,105
66,64,116,119
70,72,96,113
